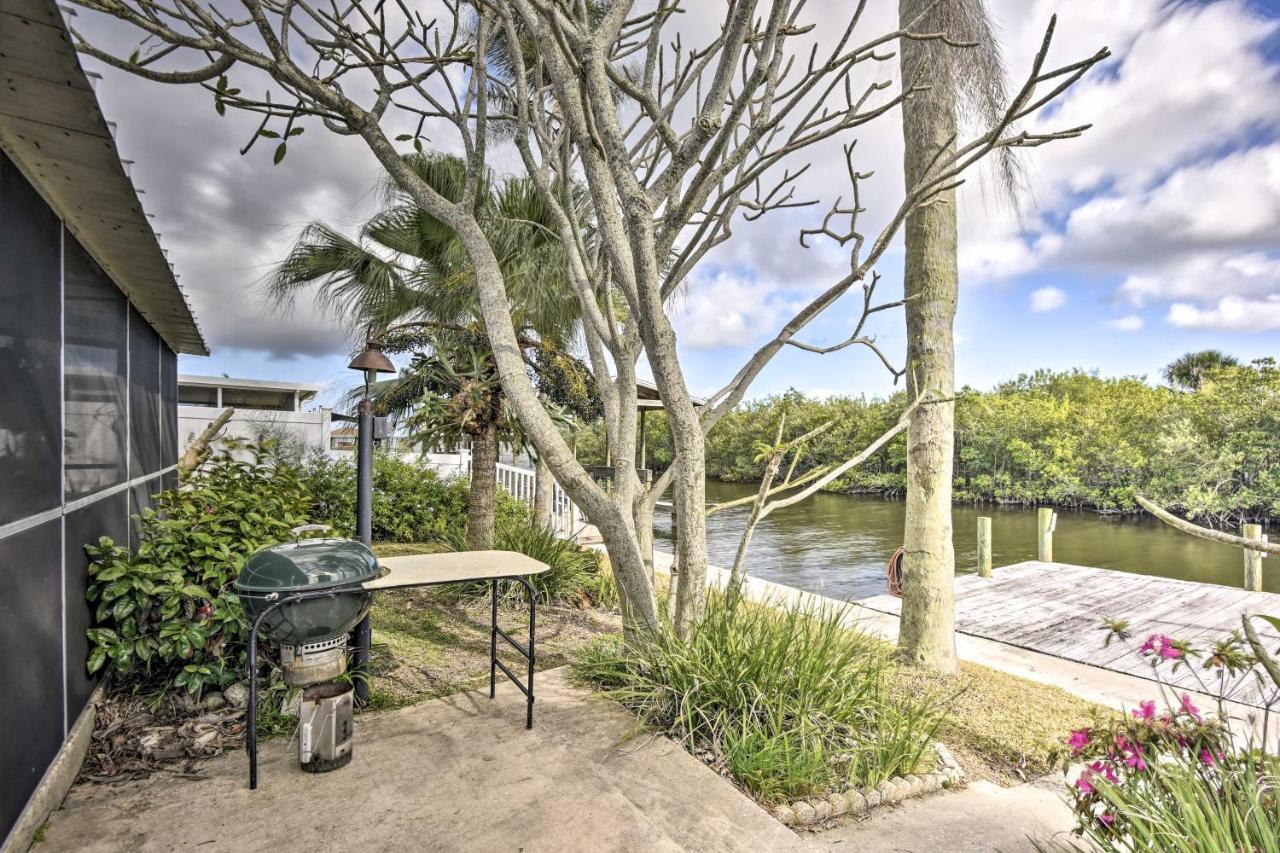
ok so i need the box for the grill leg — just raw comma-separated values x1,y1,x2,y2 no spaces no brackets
247,612,266,791
489,579,498,700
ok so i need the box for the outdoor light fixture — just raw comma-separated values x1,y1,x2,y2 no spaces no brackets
346,338,396,705
347,339,395,388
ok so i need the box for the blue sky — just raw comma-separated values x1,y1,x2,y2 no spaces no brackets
77,0,1280,410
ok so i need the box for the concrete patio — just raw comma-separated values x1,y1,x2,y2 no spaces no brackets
36,668,807,852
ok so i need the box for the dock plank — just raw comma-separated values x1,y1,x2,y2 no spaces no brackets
855,561,1280,707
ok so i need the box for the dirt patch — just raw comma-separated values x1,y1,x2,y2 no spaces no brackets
366,587,621,710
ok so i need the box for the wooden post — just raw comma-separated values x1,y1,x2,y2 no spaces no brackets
977,516,992,578
1244,523,1264,592
1037,507,1055,563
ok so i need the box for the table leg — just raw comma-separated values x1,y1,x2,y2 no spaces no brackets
517,576,536,729
489,578,498,700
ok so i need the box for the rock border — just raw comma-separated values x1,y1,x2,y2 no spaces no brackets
770,741,964,828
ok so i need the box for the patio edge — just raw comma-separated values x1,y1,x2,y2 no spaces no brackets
2,690,98,853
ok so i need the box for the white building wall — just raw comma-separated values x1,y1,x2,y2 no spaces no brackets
178,405,332,458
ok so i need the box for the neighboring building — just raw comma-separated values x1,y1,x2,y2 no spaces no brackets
0,2,206,845
178,374,331,458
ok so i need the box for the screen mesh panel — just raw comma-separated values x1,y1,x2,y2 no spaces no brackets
0,153,62,525
64,492,129,712
0,521,65,834
128,307,162,477
64,235,128,499
160,345,178,465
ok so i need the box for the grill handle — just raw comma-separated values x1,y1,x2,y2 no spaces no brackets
290,524,334,541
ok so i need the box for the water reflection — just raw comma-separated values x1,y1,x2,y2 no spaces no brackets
653,480,1263,601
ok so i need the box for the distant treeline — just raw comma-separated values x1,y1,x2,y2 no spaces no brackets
575,361,1280,526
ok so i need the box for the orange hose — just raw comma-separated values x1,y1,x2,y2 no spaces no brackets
887,547,905,597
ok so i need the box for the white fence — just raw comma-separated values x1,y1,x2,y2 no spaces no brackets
495,462,583,538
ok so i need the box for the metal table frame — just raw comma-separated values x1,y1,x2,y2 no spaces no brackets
245,572,537,790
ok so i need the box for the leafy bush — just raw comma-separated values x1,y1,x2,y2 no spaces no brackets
85,444,310,694
442,518,604,604
302,451,525,542
573,593,944,803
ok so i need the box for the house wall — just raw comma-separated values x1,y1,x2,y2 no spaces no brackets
178,405,332,459
0,151,179,840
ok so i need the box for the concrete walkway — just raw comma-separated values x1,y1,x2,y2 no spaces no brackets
810,778,1079,852
37,669,806,853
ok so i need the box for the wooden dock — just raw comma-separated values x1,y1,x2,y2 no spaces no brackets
858,561,1280,707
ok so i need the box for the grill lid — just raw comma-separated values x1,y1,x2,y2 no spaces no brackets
235,536,380,594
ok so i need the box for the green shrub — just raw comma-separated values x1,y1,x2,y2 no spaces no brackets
442,518,603,604
572,593,945,803
302,452,525,543
85,444,310,694
1047,746,1280,852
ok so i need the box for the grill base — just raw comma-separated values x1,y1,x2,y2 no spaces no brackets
280,635,349,687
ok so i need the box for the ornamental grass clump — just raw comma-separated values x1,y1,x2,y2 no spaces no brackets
573,593,945,804
441,518,606,606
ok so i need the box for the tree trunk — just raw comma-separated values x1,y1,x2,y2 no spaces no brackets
467,424,499,549
533,453,554,529
896,0,959,672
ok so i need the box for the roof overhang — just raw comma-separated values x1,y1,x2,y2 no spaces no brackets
0,0,208,355
179,374,322,401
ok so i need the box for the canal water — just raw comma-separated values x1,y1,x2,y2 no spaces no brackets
653,480,1271,601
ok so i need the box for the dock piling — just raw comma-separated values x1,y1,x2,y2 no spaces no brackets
1244,523,1264,592
977,517,992,578
1037,508,1055,562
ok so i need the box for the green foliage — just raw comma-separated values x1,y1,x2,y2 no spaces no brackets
605,362,1280,524
84,444,310,694
441,517,605,605
572,593,945,804
1062,750,1280,853
301,451,524,543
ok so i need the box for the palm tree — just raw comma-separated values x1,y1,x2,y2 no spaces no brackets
268,154,586,548
897,0,1013,673
1164,350,1240,391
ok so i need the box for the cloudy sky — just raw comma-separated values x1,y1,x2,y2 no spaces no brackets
77,0,1280,408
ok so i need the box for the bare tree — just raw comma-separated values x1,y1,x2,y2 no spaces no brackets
68,0,1107,642
718,390,929,606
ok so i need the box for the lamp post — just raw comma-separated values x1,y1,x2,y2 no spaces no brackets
346,340,395,705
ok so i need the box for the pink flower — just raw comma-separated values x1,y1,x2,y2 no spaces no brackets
1086,760,1118,785
1098,812,1115,828
1132,700,1157,720
1200,748,1224,767
1139,633,1183,660
1179,694,1202,721
1067,729,1091,753
1075,773,1095,795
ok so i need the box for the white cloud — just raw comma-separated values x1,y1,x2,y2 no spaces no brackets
1029,286,1066,313
1168,297,1280,332
674,271,802,350
1105,314,1144,332
1118,252,1280,307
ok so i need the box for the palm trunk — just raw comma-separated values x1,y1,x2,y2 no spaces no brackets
467,423,499,549
533,453,553,529
897,0,959,672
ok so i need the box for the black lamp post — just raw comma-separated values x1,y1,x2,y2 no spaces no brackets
346,339,395,705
